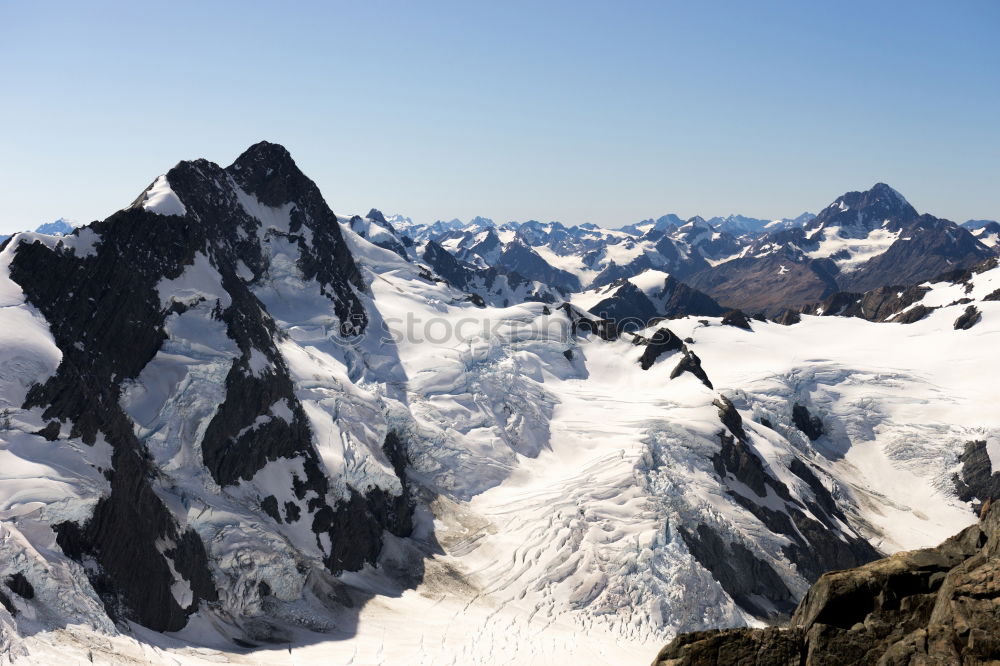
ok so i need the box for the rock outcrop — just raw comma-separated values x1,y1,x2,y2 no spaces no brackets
652,502,1000,666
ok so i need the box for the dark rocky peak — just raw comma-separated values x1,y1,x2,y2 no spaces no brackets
226,140,311,208
589,280,659,324
791,404,824,441
471,227,502,253
636,327,684,370
423,239,462,271
589,255,654,288
686,402,880,621
810,182,918,233
669,348,713,388
954,304,981,330
774,309,801,325
133,146,367,334
714,396,747,441
652,274,726,317
514,220,553,246
953,440,1000,511
366,207,401,234
497,241,581,292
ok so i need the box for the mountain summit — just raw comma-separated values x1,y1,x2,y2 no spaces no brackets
810,182,918,232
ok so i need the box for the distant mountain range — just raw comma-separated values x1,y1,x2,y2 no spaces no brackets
0,218,76,243
393,183,995,315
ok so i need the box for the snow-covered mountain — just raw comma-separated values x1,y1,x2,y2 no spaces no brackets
2,145,999,665
32,218,77,236
406,185,989,316
705,212,816,235
966,220,1000,249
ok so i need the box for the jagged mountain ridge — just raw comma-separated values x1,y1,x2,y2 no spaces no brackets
401,183,993,316
1,144,998,664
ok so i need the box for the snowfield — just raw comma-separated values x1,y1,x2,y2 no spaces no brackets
2,195,999,665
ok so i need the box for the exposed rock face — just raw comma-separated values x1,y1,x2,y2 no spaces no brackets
422,240,557,306
4,573,34,600
844,214,993,293
656,275,728,317
676,397,879,621
953,440,1000,511
795,256,998,326
774,309,801,325
721,309,752,330
894,304,933,324
588,274,726,325
496,241,581,292
677,522,796,620
637,327,684,370
652,502,1000,666
558,302,619,341
687,251,841,316
669,349,712,389
799,284,930,322
591,281,660,325
954,305,982,330
792,403,824,441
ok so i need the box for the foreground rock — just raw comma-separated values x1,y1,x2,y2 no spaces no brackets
652,501,1000,665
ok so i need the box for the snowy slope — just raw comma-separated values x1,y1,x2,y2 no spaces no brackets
11,225,1000,666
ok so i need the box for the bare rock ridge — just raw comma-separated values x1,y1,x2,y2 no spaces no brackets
652,501,1000,666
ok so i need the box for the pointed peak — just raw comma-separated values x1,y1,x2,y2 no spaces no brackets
226,141,316,208
233,140,294,166
35,218,77,235
367,208,388,224
865,182,911,207
817,182,917,226
681,216,712,231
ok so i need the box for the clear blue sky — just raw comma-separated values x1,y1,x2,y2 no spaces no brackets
1,0,997,233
